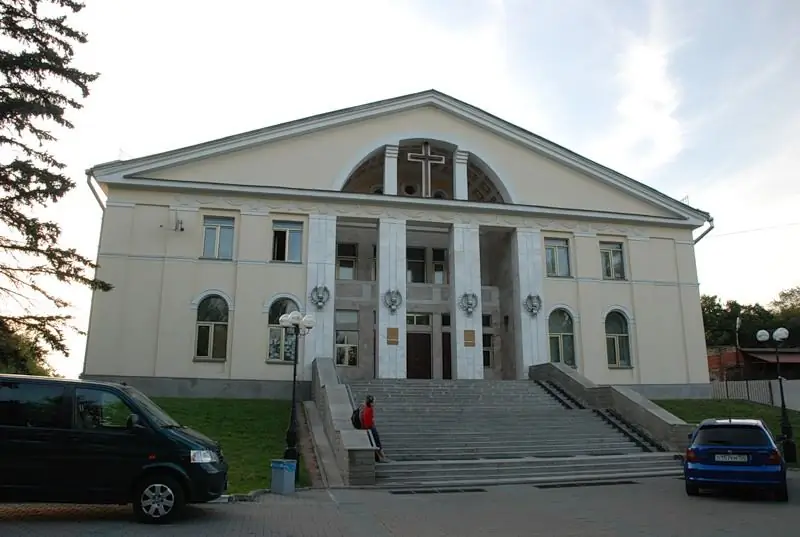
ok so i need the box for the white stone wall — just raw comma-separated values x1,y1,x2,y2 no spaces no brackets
449,223,484,379
304,215,337,380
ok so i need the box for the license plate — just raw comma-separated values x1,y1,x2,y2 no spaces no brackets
714,454,748,462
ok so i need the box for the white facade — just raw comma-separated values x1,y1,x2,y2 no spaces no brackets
82,90,713,394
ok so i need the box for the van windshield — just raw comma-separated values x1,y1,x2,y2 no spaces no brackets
123,387,181,428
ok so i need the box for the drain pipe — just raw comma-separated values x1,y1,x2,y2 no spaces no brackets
86,170,106,211
693,217,714,245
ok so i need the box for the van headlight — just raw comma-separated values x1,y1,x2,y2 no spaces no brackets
190,450,219,464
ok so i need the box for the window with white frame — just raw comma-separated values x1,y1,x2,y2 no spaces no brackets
334,310,359,366
482,334,494,367
548,308,575,367
406,247,426,283
605,311,631,367
600,242,626,280
545,238,571,277
195,295,229,360
267,298,299,362
202,216,234,260
272,221,303,262
336,243,358,280
433,248,448,284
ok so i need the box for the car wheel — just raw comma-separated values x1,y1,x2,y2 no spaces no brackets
775,482,789,503
685,480,700,496
133,474,185,524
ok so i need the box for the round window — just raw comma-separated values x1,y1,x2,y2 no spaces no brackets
403,184,417,196
433,190,447,199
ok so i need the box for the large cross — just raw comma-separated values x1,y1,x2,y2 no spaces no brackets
407,142,445,198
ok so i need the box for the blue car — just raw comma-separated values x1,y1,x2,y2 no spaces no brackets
683,418,788,502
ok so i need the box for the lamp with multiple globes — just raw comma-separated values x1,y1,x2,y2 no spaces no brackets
756,327,796,463
278,311,316,470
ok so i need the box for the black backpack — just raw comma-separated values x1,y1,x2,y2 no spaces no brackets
351,406,362,429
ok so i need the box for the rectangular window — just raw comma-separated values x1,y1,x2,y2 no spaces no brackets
441,313,451,327
406,313,431,326
433,248,448,284
336,243,358,280
606,335,631,367
272,221,303,262
545,238,571,277
482,314,492,327
0,382,67,429
334,309,359,367
202,216,235,260
482,334,494,368
75,388,133,430
406,247,426,283
600,242,626,280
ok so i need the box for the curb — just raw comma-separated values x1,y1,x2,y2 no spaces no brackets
213,486,315,503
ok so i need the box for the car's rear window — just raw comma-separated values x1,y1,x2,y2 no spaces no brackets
694,425,769,446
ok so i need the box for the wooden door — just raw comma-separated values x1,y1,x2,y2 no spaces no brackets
406,333,432,379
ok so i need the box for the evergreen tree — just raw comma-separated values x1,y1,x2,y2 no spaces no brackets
1,0,111,356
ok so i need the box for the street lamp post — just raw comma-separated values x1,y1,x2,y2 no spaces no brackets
756,327,796,463
279,310,315,468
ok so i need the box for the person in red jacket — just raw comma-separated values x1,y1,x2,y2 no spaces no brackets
361,395,387,462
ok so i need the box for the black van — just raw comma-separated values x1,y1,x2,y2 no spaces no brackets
0,374,228,524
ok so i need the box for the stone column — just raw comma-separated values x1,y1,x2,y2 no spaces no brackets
453,149,469,200
376,218,407,378
512,227,548,379
449,223,484,379
304,214,337,381
383,144,399,196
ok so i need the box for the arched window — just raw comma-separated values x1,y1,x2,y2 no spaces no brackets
195,295,229,360
605,311,631,367
548,309,575,367
267,298,300,362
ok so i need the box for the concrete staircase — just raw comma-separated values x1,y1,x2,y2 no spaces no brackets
348,379,681,488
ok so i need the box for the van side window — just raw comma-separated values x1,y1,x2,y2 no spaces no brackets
0,381,67,428
75,388,133,430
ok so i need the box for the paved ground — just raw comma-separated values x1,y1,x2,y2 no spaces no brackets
0,475,797,536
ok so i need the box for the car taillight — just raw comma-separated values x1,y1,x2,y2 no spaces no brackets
685,448,698,462
766,450,782,464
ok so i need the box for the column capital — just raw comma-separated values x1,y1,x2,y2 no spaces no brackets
454,149,469,164
385,144,400,159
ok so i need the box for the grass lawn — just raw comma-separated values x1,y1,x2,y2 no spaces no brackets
153,398,311,493
655,399,800,467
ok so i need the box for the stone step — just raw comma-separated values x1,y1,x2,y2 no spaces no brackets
376,414,604,422
384,438,637,451
387,447,644,460
380,453,674,469
377,458,676,479
375,468,682,488
379,426,626,436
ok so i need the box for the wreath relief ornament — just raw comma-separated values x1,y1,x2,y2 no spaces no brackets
383,289,403,314
523,294,542,316
458,292,479,316
309,285,331,310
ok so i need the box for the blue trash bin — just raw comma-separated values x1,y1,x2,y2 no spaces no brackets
270,459,297,495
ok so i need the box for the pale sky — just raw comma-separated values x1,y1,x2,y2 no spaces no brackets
34,0,800,377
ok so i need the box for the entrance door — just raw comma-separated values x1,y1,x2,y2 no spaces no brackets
406,333,432,379
442,332,452,379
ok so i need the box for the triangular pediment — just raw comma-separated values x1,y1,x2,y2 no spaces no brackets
90,90,709,225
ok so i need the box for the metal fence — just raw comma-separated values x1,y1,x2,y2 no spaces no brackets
711,379,774,406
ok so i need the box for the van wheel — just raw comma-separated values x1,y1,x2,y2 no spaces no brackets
775,482,789,503
133,474,185,524
685,481,699,496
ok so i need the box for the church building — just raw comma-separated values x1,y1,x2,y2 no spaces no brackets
82,90,712,397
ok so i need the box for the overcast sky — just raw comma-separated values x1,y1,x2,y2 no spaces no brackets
41,0,799,377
